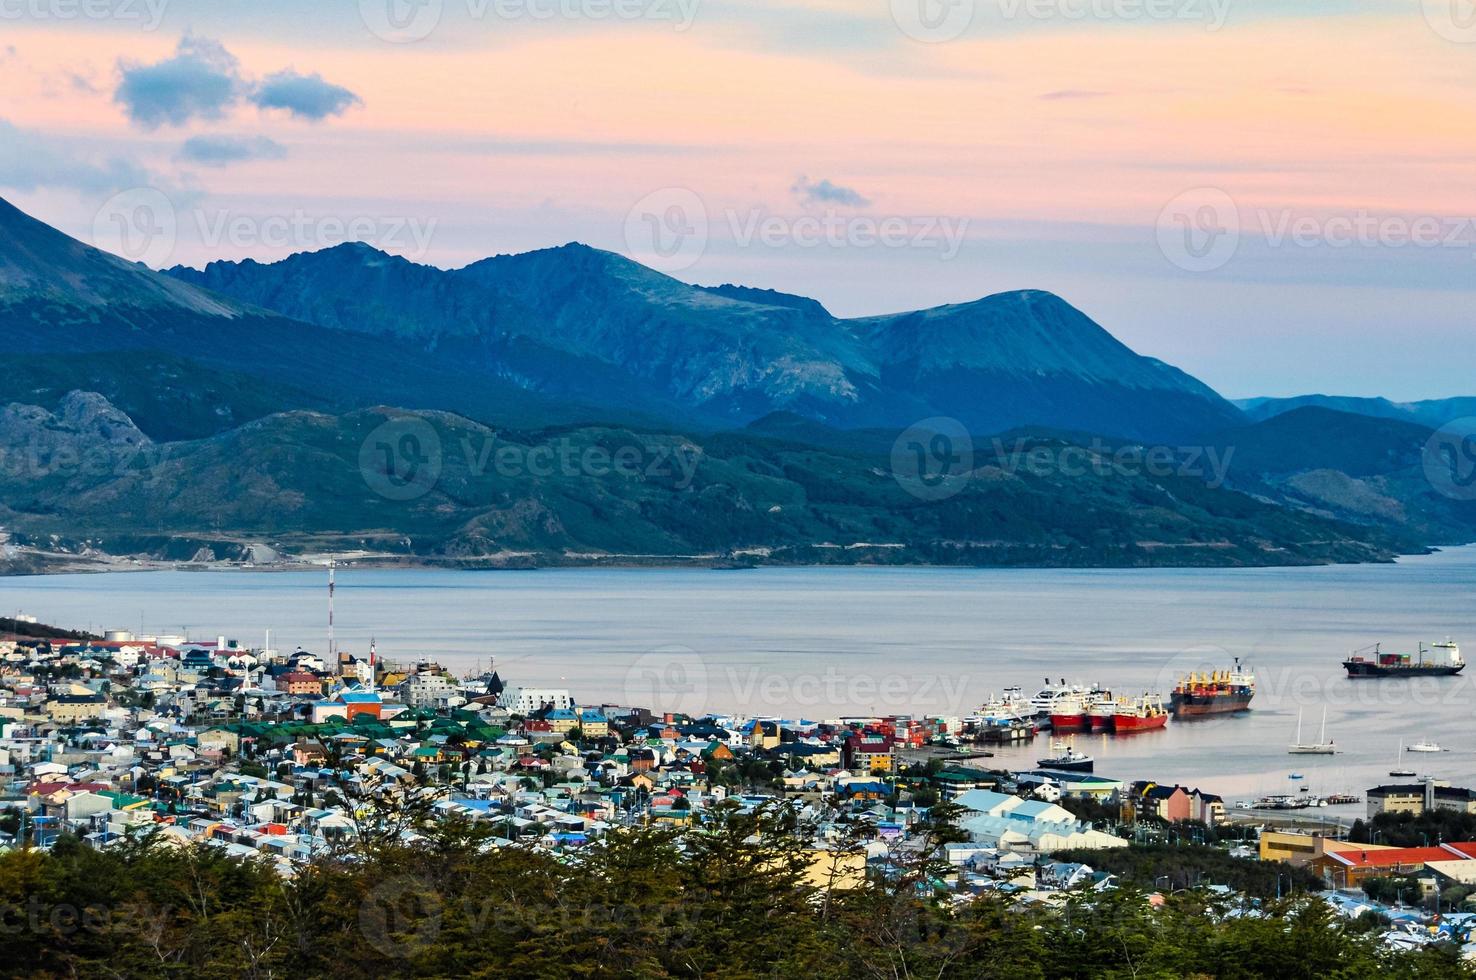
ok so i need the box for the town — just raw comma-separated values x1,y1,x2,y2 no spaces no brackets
4,612,1476,973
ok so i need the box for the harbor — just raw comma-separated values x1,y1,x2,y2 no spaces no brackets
3,546,1475,802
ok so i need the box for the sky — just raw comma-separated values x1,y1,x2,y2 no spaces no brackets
1,0,1473,400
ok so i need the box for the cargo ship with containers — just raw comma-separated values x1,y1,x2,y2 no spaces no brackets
1342,640,1463,678
1169,658,1255,717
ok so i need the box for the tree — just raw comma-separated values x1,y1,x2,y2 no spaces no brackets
1364,874,1425,906
329,769,442,863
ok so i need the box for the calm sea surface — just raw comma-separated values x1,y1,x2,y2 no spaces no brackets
5,546,1476,806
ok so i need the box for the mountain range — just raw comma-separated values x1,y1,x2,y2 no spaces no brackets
164,237,1242,442
1,196,1472,571
1235,394,1476,431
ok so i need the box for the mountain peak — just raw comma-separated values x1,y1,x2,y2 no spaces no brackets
0,196,238,316
0,391,151,456
698,283,833,320
857,288,1148,379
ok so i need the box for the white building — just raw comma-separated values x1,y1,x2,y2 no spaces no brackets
953,789,1128,854
498,687,574,715
400,671,457,709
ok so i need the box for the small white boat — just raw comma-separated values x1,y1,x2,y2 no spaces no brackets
1407,739,1444,753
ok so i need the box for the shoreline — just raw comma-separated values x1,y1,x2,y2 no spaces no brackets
0,546,1429,578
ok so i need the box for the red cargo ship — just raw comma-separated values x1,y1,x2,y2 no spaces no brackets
1088,699,1118,732
1048,695,1089,731
1113,695,1169,733
1050,690,1113,732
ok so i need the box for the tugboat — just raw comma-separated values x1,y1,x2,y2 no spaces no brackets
1343,640,1464,677
1170,658,1255,717
1037,738,1094,772
1113,694,1169,733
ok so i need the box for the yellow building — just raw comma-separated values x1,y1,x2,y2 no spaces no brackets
1259,830,1397,867
45,694,107,723
801,850,868,890
575,708,609,738
750,721,782,751
196,728,241,755
546,709,580,734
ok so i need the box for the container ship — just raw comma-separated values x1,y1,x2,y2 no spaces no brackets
1169,658,1255,717
1342,640,1463,678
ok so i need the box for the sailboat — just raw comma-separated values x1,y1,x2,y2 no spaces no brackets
1390,739,1416,777
1288,707,1336,754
